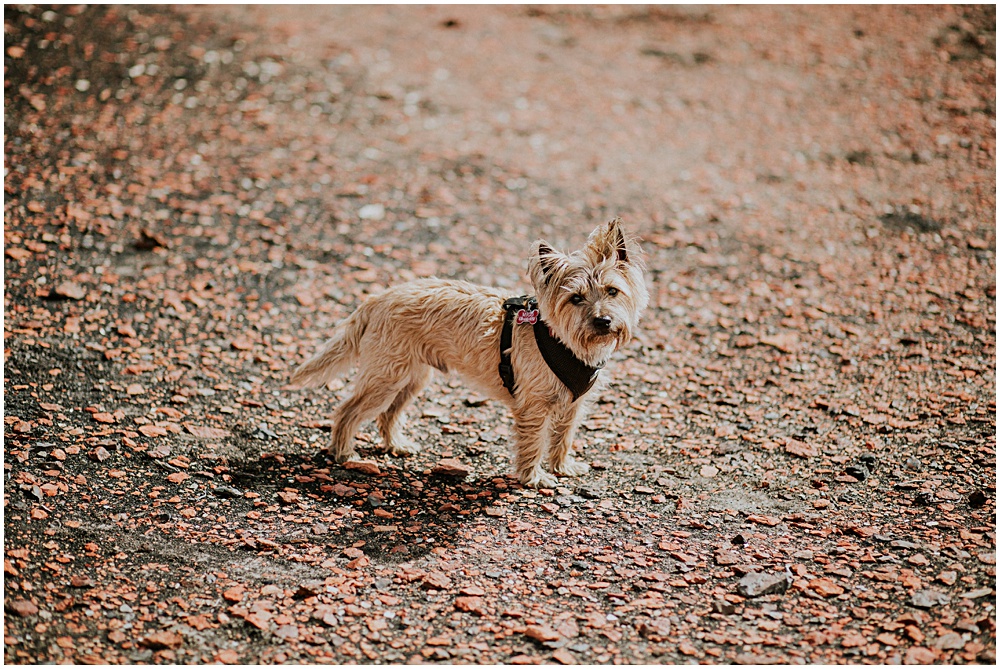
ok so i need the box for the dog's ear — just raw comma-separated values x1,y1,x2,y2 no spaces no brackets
537,241,559,280
609,218,628,264
589,218,629,264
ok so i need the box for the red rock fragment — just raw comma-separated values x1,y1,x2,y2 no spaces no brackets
186,614,212,631
244,612,269,630
53,281,87,300
524,625,560,643
343,460,381,475
184,423,232,439
904,647,936,664
90,446,111,462
421,572,452,590
7,599,39,617
139,424,169,437
140,630,183,649
277,490,299,504
809,577,845,597
551,648,577,665
637,618,671,641
715,550,740,565
679,642,699,656
454,596,486,615
431,458,471,478
274,624,299,640
346,556,370,569
147,444,171,459
760,331,798,353
216,649,240,664
784,438,818,458
230,338,254,351
222,586,245,603
6,247,32,260
841,631,867,647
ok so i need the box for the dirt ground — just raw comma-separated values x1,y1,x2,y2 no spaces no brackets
3,4,996,665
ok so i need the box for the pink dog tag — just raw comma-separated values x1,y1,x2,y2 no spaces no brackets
515,308,538,325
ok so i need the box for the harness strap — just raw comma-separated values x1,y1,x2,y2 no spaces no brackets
532,320,603,402
498,296,603,402
498,296,534,396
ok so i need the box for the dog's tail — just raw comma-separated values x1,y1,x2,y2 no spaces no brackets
289,306,370,389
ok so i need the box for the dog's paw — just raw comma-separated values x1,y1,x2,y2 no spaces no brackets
319,448,358,464
521,468,559,489
386,438,421,457
551,457,590,477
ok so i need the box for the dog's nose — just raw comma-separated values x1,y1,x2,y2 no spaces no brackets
592,316,612,331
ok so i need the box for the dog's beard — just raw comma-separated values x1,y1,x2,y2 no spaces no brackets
544,306,630,367
528,220,648,368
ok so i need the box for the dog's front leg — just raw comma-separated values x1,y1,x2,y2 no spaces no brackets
511,403,558,488
548,400,590,477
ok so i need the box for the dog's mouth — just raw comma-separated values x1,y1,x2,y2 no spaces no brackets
589,324,620,340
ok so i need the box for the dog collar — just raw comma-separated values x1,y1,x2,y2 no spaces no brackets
499,296,603,401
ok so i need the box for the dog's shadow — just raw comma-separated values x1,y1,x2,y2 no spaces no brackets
227,452,516,564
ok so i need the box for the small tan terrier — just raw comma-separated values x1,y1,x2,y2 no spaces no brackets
291,218,648,487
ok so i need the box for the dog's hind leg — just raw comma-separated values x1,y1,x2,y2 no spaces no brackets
548,401,590,477
377,365,431,457
323,364,408,463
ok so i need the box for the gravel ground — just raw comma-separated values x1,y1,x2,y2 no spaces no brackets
4,4,995,665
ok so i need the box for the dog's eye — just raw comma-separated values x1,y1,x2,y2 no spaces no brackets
606,287,619,297
570,294,585,305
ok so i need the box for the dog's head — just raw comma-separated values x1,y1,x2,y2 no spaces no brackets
528,218,648,366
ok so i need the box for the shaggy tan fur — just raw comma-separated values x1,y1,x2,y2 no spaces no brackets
291,219,648,488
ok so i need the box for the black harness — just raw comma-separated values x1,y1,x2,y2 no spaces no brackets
498,296,603,402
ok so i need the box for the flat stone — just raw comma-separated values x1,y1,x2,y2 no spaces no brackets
454,596,486,615
524,625,561,643
809,577,845,597
421,571,452,590
736,571,790,598
712,599,736,615
343,460,381,476
551,648,577,665
8,599,38,617
784,438,818,458
139,631,183,650
637,618,671,640
911,589,950,609
53,281,87,300
431,458,471,478
212,485,243,499
934,632,964,650
904,646,936,665
715,550,740,566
